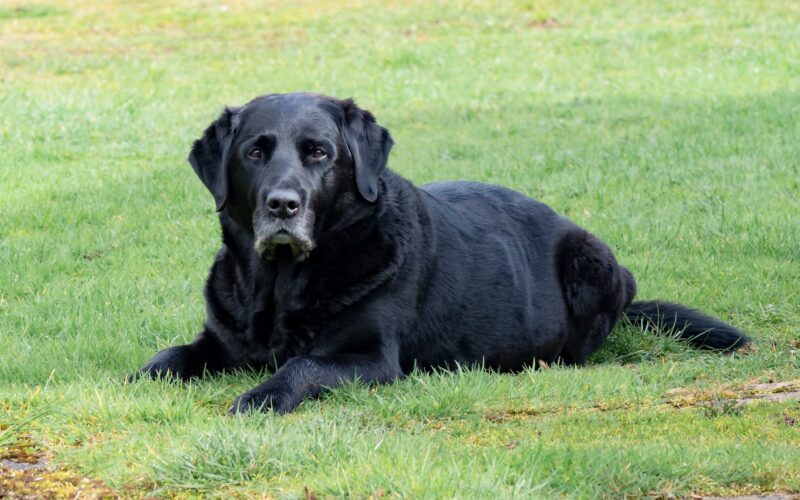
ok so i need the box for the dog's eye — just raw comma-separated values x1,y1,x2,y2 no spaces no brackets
248,148,262,160
310,147,327,160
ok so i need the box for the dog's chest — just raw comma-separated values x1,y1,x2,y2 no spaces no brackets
242,268,323,368
240,248,385,368
263,310,316,363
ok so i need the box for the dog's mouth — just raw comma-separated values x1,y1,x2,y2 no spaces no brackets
254,229,315,262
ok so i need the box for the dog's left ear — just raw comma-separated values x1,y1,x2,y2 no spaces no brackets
188,106,240,212
341,101,394,203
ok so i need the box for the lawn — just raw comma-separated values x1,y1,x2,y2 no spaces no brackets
1,0,799,497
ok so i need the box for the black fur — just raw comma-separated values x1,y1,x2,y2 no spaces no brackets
132,93,750,414
624,301,748,350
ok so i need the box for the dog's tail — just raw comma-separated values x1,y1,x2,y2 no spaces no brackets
623,300,750,351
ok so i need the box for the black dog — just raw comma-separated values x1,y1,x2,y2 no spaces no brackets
133,93,750,414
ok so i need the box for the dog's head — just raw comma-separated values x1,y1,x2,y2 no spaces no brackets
188,93,393,261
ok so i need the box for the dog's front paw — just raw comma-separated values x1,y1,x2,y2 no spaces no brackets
228,388,297,415
127,345,193,383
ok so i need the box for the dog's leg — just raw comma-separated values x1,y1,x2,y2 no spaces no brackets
228,353,402,414
129,329,233,382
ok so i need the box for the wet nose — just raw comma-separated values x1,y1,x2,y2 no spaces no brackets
266,189,301,219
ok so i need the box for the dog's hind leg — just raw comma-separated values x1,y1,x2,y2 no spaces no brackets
555,229,637,364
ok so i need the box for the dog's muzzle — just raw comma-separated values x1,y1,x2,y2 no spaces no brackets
254,228,315,262
253,192,315,262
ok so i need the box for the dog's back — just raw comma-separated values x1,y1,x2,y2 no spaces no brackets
402,181,575,371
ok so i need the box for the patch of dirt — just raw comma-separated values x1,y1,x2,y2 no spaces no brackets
0,440,41,464
0,456,48,472
664,380,800,409
662,386,734,408
527,18,560,29
485,400,636,423
486,381,800,424
590,401,636,412
82,244,116,261
739,381,800,402
502,441,518,450
485,407,550,423
0,442,117,499
82,249,105,261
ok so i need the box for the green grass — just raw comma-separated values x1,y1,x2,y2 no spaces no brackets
1,0,799,497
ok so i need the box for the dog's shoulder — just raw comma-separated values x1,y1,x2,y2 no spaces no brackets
305,172,425,308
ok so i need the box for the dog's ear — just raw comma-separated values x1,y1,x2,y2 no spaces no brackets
341,101,393,203
188,106,240,212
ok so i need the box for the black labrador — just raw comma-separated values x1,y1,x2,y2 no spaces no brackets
132,93,750,414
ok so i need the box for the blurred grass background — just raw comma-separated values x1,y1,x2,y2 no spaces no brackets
1,0,798,497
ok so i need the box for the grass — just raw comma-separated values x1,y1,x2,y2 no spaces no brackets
1,0,799,497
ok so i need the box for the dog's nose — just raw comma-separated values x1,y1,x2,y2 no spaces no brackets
266,189,301,219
